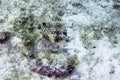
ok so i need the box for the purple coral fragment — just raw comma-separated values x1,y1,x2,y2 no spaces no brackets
29,61,75,78
37,66,53,77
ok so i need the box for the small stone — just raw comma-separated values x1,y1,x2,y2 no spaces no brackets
58,11,64,16
0,32,11,44
38,24,41,29
66,65,74,74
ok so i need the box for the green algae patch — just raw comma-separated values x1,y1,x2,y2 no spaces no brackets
79,24,120,48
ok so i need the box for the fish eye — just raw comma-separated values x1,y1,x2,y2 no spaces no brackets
42,22,47,27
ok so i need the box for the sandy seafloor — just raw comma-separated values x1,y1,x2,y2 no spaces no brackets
0,0,120,80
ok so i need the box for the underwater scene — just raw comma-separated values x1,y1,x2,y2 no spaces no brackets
0,0,120,80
